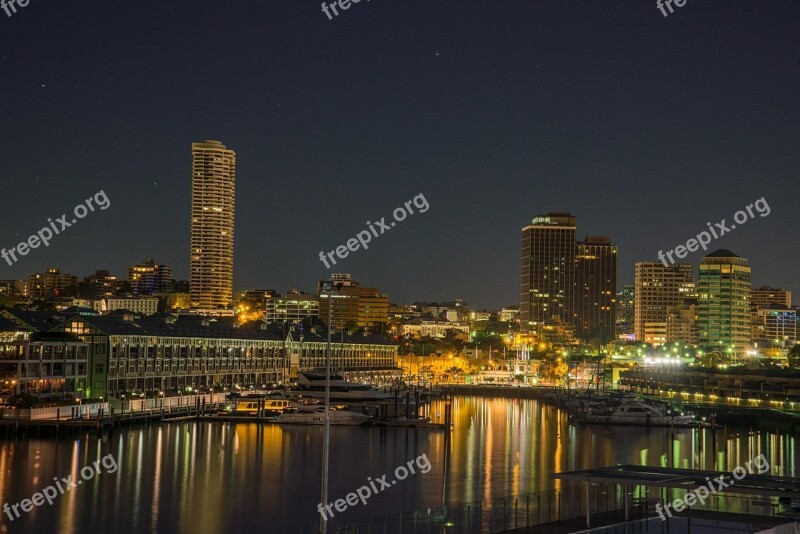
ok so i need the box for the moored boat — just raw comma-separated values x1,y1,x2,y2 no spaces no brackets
583,398,694,425
276,406,371,426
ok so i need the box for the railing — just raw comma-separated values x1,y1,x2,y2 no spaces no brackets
327,485,631,534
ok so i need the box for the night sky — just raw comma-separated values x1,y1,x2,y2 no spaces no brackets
1,1,798,309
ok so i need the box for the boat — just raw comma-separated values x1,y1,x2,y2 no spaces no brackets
224,398,294,416
291,372,393,403
276,406,371,426
583,399,695,425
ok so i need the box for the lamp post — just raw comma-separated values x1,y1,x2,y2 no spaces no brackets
319,280,341,534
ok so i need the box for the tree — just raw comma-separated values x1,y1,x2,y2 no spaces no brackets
788,345,800,369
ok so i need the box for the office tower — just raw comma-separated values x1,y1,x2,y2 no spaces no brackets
634,262,693,345
698,250,751,354
317,274,389,329
574,236,617,342
616,285,635,337
129,259,173,295
520,213,576,334
189,140,236,309
751,286,792,309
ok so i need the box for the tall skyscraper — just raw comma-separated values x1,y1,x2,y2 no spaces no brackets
520,213,576,334
634,262,693,345
190,140,236,309
574,236,617,342
698,250,751,353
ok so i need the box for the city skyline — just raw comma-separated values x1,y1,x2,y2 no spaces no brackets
1,3,798,309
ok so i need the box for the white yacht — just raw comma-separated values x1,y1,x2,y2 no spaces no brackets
291,373,393,403
585,399,694,425
276,406,371,426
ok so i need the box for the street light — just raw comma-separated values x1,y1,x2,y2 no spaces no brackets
319,280,341,534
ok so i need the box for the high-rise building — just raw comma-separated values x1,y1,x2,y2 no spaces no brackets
698,250,751,354
520,213,576,334
129,259,173,295
616,285,635,337
751,286,791,309
573,236,617,342
317,275,389,329
189,140,236,310
634,262,693,345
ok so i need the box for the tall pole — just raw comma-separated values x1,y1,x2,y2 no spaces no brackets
320,282,333,534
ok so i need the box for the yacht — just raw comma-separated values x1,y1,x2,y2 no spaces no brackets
291,372,393,403
276,406,371,426
585,399,695,425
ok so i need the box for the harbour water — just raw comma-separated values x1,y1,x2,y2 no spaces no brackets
0,396,796,533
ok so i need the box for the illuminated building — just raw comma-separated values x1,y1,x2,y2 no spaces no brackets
190,140,236,310
520,213,576,334
634,262,693,345
26,268,78,300
128,258,173,295
698,250,751,353
574,236,617,342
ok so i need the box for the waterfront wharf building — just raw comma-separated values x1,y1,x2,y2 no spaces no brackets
0,313,89,399
0,308,398,400
50,313,397,399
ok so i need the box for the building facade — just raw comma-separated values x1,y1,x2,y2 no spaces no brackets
401,320,470,338
317,275,389,329
50,314,397,399
26,268,78,300
190,140,236,310
95,297,160,316
129,259,173,295
698,250,751,354
634,262,693,345
520,213,577,334
616,285,635,337
574,236,617,342
265,292,320,324
751,286,791,309
753,305,797,347
666,302,698,346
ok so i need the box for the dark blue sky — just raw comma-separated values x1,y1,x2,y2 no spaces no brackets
1,1,798,308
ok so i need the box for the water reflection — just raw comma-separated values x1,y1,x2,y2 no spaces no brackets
0,396,794,533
